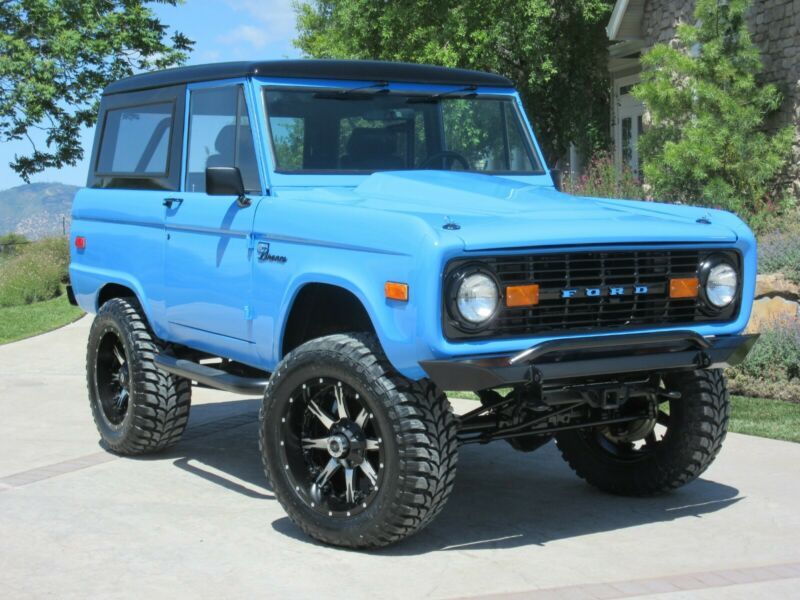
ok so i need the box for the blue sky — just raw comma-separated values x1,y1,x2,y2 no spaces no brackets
0,0,299,190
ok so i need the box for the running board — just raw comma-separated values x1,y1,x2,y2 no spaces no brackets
154,354,270,396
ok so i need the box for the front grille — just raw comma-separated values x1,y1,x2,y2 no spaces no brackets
444,249,740,340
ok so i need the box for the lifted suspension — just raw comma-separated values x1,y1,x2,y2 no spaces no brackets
456,375,677,446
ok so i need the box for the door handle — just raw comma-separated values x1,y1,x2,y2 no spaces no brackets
163,197,183,208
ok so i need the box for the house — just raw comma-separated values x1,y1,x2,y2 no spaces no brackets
606,0,799,193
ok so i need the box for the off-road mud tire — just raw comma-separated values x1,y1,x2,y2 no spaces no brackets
556,369,729,496
87,297,192,455
260,333,458,548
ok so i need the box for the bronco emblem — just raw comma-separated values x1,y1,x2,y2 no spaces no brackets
256,241,287,264
561,285,649,299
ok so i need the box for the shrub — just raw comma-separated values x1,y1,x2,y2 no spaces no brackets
0,233,29,261
758,223,800,283
633,0,794,232
0,237,70,307
727,317,800,402
564,151,645,200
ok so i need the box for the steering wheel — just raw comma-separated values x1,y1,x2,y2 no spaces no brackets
421,150,471,171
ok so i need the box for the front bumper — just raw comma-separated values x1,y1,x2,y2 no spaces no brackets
420,331,758,391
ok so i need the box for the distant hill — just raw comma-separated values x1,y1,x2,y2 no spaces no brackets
0,183,79,239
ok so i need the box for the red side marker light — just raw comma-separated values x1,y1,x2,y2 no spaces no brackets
75,236,87,250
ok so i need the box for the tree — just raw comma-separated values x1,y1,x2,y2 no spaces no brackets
633,0,794,230
0,1,193,181
293,0,614,166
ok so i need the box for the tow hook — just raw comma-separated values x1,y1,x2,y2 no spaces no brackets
695,351,712,368
527,366,543,385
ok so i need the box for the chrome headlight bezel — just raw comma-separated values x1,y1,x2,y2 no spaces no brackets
699,255,740,311
445,265,501,331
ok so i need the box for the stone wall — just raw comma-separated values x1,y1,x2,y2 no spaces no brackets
748,273,800,332
642,0,694,46
641,0,800,197
751,1,800,197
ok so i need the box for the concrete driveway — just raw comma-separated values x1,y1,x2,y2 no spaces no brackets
1,316,799,599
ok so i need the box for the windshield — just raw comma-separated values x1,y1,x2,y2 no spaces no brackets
263,89,542,174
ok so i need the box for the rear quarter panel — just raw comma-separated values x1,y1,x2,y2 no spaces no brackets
69,188,169,339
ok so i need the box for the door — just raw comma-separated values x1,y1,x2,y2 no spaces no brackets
614,74,645,177
164,84,263,344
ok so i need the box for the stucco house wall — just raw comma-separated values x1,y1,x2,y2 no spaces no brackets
607,0,800,196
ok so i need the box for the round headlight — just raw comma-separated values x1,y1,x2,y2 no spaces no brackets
706,262,738,308
456,273,499,323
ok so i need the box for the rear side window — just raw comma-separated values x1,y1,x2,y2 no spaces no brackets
96,102,173,175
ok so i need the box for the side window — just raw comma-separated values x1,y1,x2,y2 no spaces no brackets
185,86,260,193
96,102,173,175
503,104,535,171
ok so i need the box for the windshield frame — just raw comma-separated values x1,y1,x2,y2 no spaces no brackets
253,77,552,187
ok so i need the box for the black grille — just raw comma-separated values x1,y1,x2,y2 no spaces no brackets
444,249,740,340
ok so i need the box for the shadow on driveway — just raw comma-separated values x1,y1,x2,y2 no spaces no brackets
133,397,743,554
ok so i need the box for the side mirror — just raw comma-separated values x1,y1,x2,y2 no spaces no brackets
206,166,251,207
550,168,562,191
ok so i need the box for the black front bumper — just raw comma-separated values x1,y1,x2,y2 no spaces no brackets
420,331,759,391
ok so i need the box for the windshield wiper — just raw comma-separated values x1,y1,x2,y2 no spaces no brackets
406,85,478,103
314,81,390,100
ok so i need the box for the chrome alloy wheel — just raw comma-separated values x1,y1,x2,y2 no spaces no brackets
280,377,384,517
94,330,131,426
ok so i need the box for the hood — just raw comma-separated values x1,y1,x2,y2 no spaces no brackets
353,171,738,250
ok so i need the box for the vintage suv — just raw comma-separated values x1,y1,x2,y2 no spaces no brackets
70,60,758,548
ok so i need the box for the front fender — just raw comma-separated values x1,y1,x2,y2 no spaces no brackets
253,253,425,378
272,272,415,356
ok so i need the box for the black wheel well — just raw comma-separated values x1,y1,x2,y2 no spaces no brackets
97,283,138,311
282,284,376,357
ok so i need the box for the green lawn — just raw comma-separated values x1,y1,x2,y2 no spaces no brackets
0,292,84,344
729,395,800,443
446,391,800,444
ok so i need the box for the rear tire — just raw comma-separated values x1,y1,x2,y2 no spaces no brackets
87,297,192,455
556,369,729,496
260,333,458,548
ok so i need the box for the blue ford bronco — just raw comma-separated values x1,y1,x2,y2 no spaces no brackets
69,60,758,548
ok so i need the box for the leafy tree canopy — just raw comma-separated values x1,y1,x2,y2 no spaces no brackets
634,0,794,230
293,0,614,166
0,0,192,181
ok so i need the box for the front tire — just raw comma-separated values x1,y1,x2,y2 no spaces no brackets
260,333,458,548
87,297,192,455
556,369,729,496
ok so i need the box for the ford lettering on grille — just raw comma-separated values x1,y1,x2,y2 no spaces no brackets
561,285,649,299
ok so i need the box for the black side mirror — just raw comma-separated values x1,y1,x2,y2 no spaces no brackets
206,166,251,207
550,168,562,191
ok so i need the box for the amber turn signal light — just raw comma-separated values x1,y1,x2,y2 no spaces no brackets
669,277,699,299
506,284,540,307
385,281,409,301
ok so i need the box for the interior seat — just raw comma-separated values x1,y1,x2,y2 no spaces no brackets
341,128,403,170
205,124,260,192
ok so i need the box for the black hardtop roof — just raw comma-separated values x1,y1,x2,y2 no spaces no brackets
102,59,515,95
